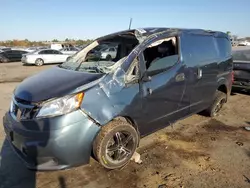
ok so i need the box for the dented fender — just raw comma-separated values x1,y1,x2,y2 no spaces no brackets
80,69,141,126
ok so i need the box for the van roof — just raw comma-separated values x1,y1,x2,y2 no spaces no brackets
98,27,229,40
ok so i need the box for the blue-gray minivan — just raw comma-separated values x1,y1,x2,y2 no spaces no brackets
3,28,233,170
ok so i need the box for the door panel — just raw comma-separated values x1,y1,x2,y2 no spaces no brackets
139,62,188,135
181,33,218,113
5,52,14,61
43,55,54,64
56,55,67,63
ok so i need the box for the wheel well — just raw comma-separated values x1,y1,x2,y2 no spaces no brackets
217,84,227,94
91,116,140,160
114,116,140,135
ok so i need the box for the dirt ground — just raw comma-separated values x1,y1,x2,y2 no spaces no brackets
0,62,250,188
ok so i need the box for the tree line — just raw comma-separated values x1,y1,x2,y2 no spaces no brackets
0,39,94,47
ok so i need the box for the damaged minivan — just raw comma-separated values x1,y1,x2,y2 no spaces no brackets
3,28,233,170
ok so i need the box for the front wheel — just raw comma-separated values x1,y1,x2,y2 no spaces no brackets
205,91,227,117
35,58,44,66
106,55,112,61
93,120,139,169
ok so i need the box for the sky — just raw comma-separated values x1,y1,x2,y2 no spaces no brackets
1,0,250,41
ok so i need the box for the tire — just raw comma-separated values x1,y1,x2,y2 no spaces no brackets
66,56,71,61
93,120,139,169
106,55,112,61
35,58,44,66
205,91,227,117
0,57,8,63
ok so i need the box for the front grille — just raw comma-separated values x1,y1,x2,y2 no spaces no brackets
11,98,39,120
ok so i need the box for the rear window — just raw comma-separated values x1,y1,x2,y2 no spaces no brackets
182,34,217,66
216,37,231,58
232,49,250,61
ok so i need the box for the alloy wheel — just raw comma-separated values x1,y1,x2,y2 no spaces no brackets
106,131,135,164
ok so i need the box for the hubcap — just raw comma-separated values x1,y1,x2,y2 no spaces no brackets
36,59,43,65
106,131,135,163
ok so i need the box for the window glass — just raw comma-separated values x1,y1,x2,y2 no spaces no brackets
182,34,217,66
125,57,139,82
52,50,61,54
17,50,27,54
216,37,231,58
147,55,178,72
39,50,53,54
142,37,178,75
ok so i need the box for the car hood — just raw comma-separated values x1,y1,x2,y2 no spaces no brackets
14,66,104,102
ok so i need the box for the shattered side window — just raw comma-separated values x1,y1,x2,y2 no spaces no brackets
125,57,140,83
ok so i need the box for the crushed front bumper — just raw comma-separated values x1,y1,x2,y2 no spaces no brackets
3,110,100,171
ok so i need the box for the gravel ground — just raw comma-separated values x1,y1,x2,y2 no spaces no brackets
0,62,250,188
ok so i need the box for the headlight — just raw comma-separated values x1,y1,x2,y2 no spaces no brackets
36,93,84,118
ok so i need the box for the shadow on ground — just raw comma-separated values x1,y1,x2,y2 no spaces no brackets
0,139,36,188
231,88,250,96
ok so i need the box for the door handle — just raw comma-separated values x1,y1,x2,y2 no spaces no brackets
147,88,152,95
175,73,185,82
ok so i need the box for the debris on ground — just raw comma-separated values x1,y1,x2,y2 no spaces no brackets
236,142,244,146
244,126,250,131
243,175,250,184
163,173,174,181
130,151,142,164
158,184,167,188
211,137,216,141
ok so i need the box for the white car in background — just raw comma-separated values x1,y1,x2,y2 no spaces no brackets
238,41,250,46
59,46,79,55
100,47,117,60
21,49,71,66
25,46,48,52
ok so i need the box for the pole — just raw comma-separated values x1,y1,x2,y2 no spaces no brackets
129,18,132,30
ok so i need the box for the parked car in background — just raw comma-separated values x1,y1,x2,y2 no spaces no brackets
85,44,111,61
232,47,250,91
25,46,48,52
100,46,117,60
0,50,28,63
59,46,79,55
50,43,74,50
22,49,71,66
76,44,88,49
0,47,12,51
238,41,250,46
3,28,233,171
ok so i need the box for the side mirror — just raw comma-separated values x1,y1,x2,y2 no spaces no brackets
142,74,152,82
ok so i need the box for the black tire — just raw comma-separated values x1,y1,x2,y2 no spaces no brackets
106,55,112,61
0,57,8,63
93,120,139,169
35,58,44,66
205,91,227,117
66,56,71,61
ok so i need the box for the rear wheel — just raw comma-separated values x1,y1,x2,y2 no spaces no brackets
93,120,139,169
35,58,44,66
205,91,227,117
66,56,71,61
106,55,112,61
